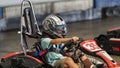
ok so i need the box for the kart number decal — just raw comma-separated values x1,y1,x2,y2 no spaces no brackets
81,40,102,52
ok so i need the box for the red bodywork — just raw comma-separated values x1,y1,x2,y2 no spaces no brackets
80,39,120,68
1,51,43,64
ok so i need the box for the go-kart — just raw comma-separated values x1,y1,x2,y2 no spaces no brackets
62,39,120,68
95,27,120,55
0,0,120,68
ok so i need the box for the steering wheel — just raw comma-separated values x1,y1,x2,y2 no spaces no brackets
61,38,83,54
61,39,84,59
61,39,84,68
61,40,75,54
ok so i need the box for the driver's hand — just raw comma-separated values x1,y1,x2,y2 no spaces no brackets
72,36,79,44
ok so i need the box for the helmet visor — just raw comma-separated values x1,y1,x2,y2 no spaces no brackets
55,25,65,30
55,25,67,36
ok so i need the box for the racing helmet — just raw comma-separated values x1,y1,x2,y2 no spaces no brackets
42,14,67,38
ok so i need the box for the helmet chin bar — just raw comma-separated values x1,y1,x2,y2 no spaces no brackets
53,31,63,38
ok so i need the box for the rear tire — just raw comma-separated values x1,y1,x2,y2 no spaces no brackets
0,55,43,68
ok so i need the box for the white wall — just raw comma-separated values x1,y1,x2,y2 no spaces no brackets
0,0,60,7
0,0,93,31
4,0,93,18
53,0,93,13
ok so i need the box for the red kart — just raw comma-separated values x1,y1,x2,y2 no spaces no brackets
62,39,120,68
95,27,120,55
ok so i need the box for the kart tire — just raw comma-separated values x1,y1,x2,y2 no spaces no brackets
0,55,43,68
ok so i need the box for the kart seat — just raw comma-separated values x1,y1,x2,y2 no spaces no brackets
33,42,49,64
22,4,49,64
33,42,54,68
21,5,50,65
